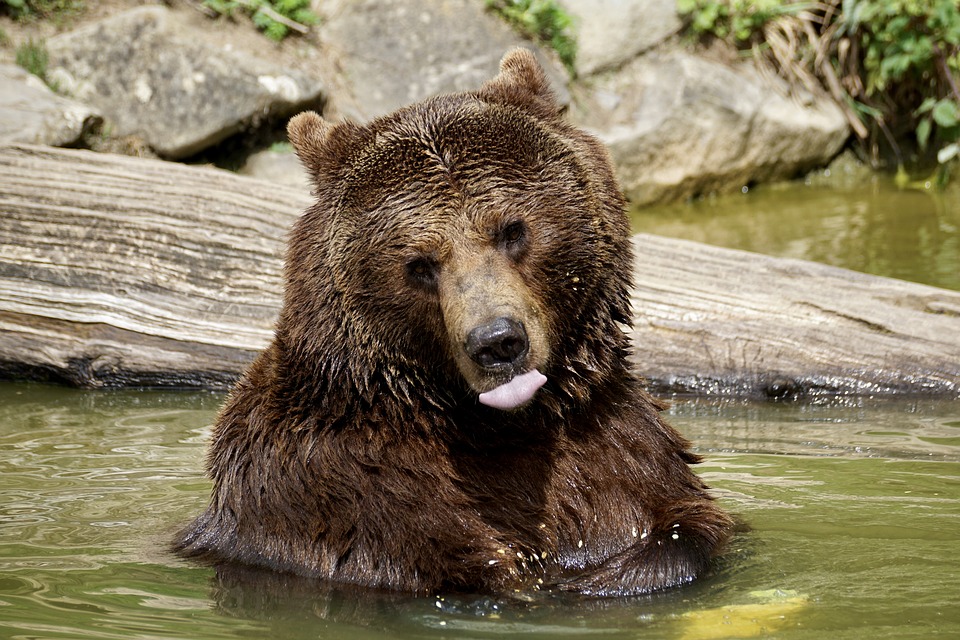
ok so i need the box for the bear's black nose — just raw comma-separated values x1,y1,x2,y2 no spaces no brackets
465,317,529,369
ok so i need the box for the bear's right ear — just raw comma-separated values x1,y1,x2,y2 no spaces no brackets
287,111,333,178
288,111,367,181
477,48,561,120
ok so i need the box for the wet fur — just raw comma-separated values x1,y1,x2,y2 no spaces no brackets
174,49,732,596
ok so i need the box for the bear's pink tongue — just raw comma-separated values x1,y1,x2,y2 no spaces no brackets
478,369,547,410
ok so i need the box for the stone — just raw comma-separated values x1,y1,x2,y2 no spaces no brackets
239,147,311,194
574,51,849,204
0,62,101,147
45,6,325,159
319,0,569,120
558,0,681,76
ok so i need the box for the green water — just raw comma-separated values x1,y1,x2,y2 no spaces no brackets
630,178,960,291
1,381,958,639
3,177,959,637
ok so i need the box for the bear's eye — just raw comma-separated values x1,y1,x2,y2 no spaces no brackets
499,220,527,258
406,257,438,288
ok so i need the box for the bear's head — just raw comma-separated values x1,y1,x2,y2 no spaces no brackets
284,49,632,414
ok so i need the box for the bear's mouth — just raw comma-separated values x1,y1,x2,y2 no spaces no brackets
459,316,547,410
477,369,547,410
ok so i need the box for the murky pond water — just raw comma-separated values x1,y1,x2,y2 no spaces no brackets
630,177,960,291
2,381,958,639
3,176,958,637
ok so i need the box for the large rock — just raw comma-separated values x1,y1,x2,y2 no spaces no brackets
0,63,101,146
319,0,569,120
239,148,311,194
45,6,325,159
559,0,681,76
575,51,849,204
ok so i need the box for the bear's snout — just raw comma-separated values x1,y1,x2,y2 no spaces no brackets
465,317,529,369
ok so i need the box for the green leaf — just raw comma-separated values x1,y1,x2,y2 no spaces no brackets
938,142,960,164
916,117,932,150
932,99,960,128
676,0,698,15
916,96,938,115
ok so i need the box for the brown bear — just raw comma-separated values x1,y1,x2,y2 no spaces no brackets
174,49,732,597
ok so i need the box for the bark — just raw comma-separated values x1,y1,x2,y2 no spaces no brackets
2,143,958,396
629,235,960,397
0,143,307,387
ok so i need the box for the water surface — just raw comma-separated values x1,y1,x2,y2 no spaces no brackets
630,178,960,291
1,382,957,639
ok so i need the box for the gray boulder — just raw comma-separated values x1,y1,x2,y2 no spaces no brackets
575,51,849,204
319,0,569,120
559,0,681,76
239,148,311,194
45,6,325,159
0,63,101,146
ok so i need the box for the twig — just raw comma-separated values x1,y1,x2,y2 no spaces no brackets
799,15,869,138
876,116,903,167
237,0,310,35
184,0,219,19
933,44,960,105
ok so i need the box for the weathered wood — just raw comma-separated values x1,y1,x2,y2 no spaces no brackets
0,143,308,387
629,236,960,396
1,143,958,396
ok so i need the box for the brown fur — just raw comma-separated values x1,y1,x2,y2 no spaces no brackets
174,49,732,596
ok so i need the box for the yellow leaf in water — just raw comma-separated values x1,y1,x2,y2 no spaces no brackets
677,592,807,640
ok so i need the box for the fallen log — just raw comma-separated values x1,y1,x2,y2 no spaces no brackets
1,143,958,396
629,236,960,397
0,143,304,388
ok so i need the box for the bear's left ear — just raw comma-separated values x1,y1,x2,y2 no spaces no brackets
476,48,562,119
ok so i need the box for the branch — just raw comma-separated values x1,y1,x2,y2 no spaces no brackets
238,0,311,35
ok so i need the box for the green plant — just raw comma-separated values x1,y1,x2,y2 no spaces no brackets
486,0,577,76
1,0,83,21
202,0,319,42
15,37,48,80
677,0,804,44
677,0,960,176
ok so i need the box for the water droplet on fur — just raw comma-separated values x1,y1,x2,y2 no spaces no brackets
578,539,584,549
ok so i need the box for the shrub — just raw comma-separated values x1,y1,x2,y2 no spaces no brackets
486,0,577,76
1,0,83,21
15,38,48,80
677,0,960,174
203,0,319,42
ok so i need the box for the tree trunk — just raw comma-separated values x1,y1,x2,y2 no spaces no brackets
2,143,958,396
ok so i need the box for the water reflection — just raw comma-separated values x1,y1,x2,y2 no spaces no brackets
0,383,957,639
667,395,960,462
630,180,960,291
